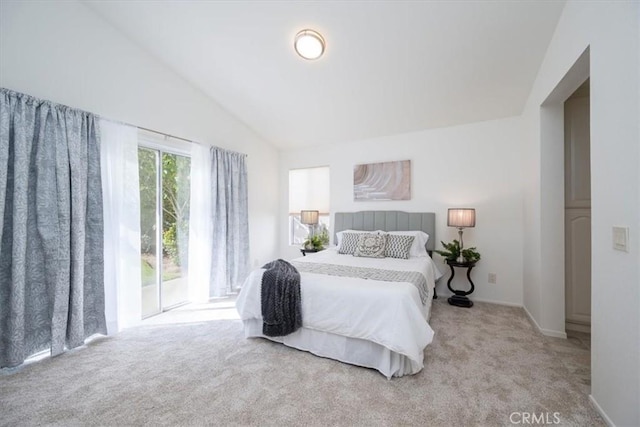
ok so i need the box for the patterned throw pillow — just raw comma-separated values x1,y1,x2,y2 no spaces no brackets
338,232,362,255
385,234,415,259
387,231,430,257
354,233,387,258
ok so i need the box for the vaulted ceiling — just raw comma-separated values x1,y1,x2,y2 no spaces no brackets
85,1,565,149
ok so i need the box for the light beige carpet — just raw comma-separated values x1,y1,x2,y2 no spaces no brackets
0,300,604,426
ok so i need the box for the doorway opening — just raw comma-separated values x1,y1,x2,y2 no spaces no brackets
564,79,592,335
539,47,591,391
562,79,592,389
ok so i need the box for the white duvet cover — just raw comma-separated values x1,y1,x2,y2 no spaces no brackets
235,248,442,377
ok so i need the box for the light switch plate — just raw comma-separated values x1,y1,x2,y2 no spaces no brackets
612,226,629,252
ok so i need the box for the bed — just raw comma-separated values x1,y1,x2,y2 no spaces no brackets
235,211,442,378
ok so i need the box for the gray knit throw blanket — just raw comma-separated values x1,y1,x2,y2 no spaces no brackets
261,259,302,337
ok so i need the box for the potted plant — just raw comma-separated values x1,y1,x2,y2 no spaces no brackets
303,225,330,250
434,240,481,263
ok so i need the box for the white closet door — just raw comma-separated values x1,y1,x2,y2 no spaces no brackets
564,95,591,330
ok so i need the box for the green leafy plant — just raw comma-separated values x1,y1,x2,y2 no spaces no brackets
434,240,481,263
303,224,329,250
304,234,326,250
163,223,179,264
434,240,461,261
317,225,330,247
461,247,481,263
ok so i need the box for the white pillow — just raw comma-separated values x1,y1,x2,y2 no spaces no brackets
386,231,430,257
336,229,383,249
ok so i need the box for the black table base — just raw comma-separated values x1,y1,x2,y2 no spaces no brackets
448,294,474,308
446,260,477,308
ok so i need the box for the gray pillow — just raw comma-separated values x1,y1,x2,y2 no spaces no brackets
385,234,415,259
338,232,361,255
354,233,387,258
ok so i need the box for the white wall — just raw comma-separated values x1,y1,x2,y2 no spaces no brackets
280,116,525,305
521,1,639,425
0,1,280,275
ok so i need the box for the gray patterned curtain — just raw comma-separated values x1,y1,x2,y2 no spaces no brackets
0,89,105,368
209,147,249,297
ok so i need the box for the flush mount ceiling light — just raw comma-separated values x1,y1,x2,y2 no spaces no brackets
294,29,325,60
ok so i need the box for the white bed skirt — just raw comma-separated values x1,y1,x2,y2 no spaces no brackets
237,249,440,379
242,319,421,379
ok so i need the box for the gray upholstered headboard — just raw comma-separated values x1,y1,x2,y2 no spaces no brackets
333,211,436,252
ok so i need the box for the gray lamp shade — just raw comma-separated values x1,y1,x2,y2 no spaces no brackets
300,210,320,225
447,208,476,228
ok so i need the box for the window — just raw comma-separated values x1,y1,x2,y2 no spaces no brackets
138,132,192,318
289,166,330,245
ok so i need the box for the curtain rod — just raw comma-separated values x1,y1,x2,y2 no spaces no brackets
137,125,248,158
2,88,248,157
100,117,199,145
105,119,247,157
137,126,200,145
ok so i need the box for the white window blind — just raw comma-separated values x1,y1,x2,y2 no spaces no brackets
288,166,330,245
288,166,330,214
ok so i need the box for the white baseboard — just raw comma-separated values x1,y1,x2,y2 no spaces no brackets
589,395,615,426
435,289,522,307
434,288,569,338
565,321,591,334
522,305,567,339
470,297,523,308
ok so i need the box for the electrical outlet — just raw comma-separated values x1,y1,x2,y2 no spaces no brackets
613,226,629,252
488,273,497,284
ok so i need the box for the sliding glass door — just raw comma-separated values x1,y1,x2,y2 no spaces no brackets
139,147,191,318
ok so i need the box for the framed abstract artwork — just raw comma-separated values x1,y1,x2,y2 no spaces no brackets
353,160,411,201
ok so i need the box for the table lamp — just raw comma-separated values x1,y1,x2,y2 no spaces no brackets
447,208,476,262
300,210,319,238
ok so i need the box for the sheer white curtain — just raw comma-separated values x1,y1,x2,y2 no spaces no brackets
100,120,142,333
187,143,213,303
